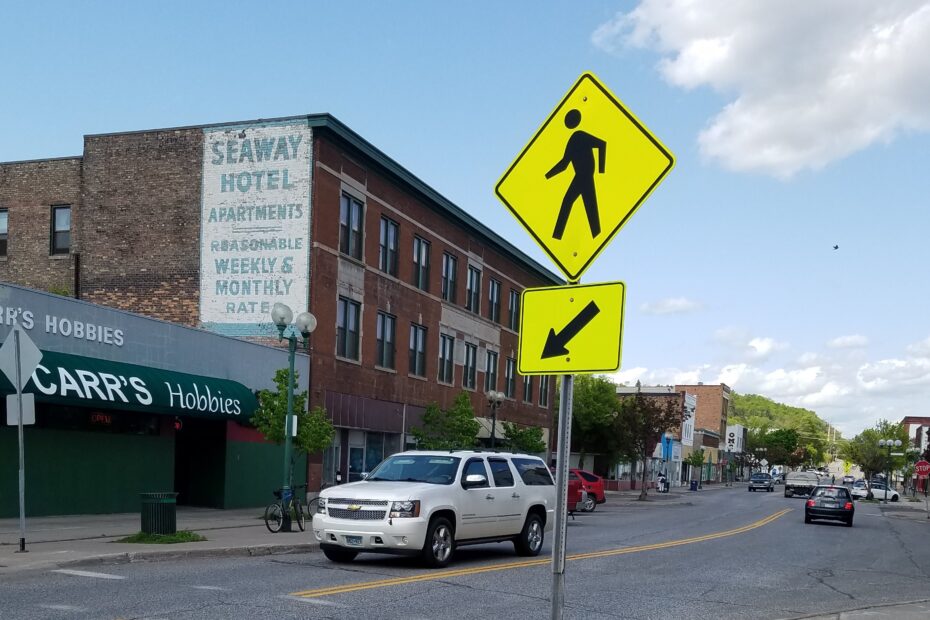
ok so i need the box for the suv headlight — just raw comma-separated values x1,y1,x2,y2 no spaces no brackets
390,500,420,518
317,498,327,514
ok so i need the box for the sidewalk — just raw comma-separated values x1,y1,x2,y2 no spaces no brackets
0,507,317,576
790,598,930,619
877,496,930,523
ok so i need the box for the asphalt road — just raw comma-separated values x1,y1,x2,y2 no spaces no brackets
3,487,930,619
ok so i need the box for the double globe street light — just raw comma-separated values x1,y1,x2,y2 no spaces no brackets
270,302,317,531
878,438,902,504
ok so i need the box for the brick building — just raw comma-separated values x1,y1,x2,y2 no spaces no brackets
0,114,561,504
675,383,731,482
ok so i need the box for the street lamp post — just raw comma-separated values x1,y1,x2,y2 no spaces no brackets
878,438,902,504
271,302,317,531
486,390,504,449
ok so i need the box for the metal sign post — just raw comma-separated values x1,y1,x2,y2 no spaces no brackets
14,329,27,552
550,374,573,620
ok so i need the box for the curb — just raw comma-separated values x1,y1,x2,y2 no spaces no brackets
65,542,319,567
779,597,930,620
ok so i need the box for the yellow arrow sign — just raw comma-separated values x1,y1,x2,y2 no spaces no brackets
518,281,625,375
496,72,674,282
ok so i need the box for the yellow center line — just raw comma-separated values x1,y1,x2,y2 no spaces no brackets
291,508,792,599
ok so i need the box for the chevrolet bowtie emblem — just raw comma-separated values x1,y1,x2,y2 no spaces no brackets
348,505,362,511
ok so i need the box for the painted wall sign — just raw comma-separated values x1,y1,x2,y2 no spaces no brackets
200,121,313,335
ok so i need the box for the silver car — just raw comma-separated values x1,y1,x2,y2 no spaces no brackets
748,473,775,492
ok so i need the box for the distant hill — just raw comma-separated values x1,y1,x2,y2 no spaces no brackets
729,393,836,463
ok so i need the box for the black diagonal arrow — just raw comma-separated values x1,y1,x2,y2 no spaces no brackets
542,300,600,358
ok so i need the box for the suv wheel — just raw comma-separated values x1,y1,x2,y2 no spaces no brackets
514,513,544,556
422,517,455,568
322,547,358,563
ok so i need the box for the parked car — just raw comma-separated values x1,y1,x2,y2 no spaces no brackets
570,468,606,511
313,451,555,568
784,471,820,497
748,473,775,492
851,481,899,502
805,485,855,526
842,475,855,485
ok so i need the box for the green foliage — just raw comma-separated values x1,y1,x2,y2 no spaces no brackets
730,393,830,465
251,368,335,455
568,375,622,465
684,449,705,480
116,530,206,544
501,422,547,454
840,419,909,484
410,391,480,450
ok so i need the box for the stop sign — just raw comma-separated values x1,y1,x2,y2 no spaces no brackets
915,460,930,476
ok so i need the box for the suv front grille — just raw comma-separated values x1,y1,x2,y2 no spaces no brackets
328,508,387,520
327,498,389,506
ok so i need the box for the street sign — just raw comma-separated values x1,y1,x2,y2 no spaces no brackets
0,325,42,389
916,460,930,477
6,393,35,426
518,281,625,375
496,72,675,282
760,459,769,467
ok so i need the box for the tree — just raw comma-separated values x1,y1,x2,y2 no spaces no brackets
410,391,480,450
251,368,335,482
684,449,705,484
501,422,547,454
613,391,687,500
568,375,620,469
840,420,908,499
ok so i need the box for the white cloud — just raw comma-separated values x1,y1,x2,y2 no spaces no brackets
640,297,702,315
747,337,787,360
593,1,930,178
906,336,930,356
827,334,870,349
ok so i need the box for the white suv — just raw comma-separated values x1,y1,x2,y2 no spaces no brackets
312,450,555,568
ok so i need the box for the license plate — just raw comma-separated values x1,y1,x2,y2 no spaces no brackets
345,535,363,546
824,503,837,508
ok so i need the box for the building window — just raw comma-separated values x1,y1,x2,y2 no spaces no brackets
485,350,499,393
339,193,363,260
466,266,481,313
336,297,361,360
51,205,71,255
504,357,516,398
376,311,396,370
441,253,457,303
379,217,398,276
463,343,477,389
0,209,7,257
539,376,550,408
412,236,430,291
409,324,427,376
523,376,533,404
438,334,455,384
508,289,520,330
488,279,501,323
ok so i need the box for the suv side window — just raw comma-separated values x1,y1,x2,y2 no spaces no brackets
512,457,554,486
462,458,490,489
488,458,515,487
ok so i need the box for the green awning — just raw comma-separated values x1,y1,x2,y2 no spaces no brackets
0,350,257,420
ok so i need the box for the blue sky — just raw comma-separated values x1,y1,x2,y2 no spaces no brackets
4,1,930,435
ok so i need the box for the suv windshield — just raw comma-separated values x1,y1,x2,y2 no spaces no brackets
365,455,461,485
751,474,771,480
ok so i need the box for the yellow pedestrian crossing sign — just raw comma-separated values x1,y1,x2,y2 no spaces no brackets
496,72,674,282
518,281,625,375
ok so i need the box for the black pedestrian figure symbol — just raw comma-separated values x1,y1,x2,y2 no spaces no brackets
545,109,607,240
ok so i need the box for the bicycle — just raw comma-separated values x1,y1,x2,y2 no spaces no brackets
306,482,330,522
264,484,307,533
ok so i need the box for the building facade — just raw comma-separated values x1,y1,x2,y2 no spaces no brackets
0,114,561,501
676,383,731,483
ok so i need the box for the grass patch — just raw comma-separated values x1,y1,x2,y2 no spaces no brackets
908,497,923,502
116,530,207,544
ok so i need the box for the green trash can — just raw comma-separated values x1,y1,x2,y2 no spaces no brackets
140,492,178,535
